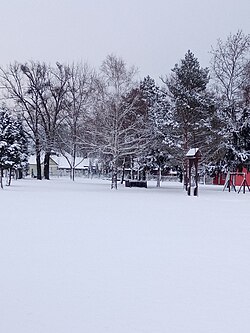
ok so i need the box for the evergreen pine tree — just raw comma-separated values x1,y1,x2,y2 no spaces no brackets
0,109,28,187
139,76,171,186
164,50,214,184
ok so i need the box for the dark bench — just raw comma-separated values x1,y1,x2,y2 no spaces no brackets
125,180,147,188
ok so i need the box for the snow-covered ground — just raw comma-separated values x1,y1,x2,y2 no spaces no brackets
0,178,250,333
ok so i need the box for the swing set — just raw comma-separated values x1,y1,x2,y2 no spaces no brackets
223,172,250,193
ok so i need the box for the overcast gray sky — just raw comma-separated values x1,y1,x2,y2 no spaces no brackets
0,0,249,80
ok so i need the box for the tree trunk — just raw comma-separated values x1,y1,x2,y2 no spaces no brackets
142,167,146,181
0,168,3,189
183,129,188,191
72,144,76,181
121,158,125,184
35,139,42,180
130,156,134,180
17,169,23,179
156,166,161,187
44,151,51,180
111,170,118,189
6,168,12,186
111,160,118,189
184,161,188,191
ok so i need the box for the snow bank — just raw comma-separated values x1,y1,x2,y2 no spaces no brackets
0,178,249,333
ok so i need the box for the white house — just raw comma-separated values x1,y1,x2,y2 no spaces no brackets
28,154,92,178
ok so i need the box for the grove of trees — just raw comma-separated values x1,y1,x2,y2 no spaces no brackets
0,30,249,189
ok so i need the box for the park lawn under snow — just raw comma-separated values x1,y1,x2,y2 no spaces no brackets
0,178,250,333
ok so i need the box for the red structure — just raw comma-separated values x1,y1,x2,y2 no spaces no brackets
213,167,250,186
213,173,226,185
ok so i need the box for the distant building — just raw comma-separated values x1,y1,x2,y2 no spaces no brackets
28,154,92,178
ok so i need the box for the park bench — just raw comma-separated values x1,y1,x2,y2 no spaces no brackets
125,180,147,188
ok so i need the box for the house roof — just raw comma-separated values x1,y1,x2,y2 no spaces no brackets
28,154,38,165
51,155,90,169
28,154,91,169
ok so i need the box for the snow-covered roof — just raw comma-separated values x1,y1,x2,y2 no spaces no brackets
28,154,42,165
186,148,200,157
50,155,90,169
28,154,90,169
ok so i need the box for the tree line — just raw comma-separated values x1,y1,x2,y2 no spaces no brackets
0,30,249,189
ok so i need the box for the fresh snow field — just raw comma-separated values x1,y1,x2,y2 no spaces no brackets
0,178,250,333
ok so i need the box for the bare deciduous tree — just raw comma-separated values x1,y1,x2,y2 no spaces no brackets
0,62,44,179
0,61,70,180
210,30,250,120
91,55,147,189
56,63,95,180
210,30,250,167
20,61,70,179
